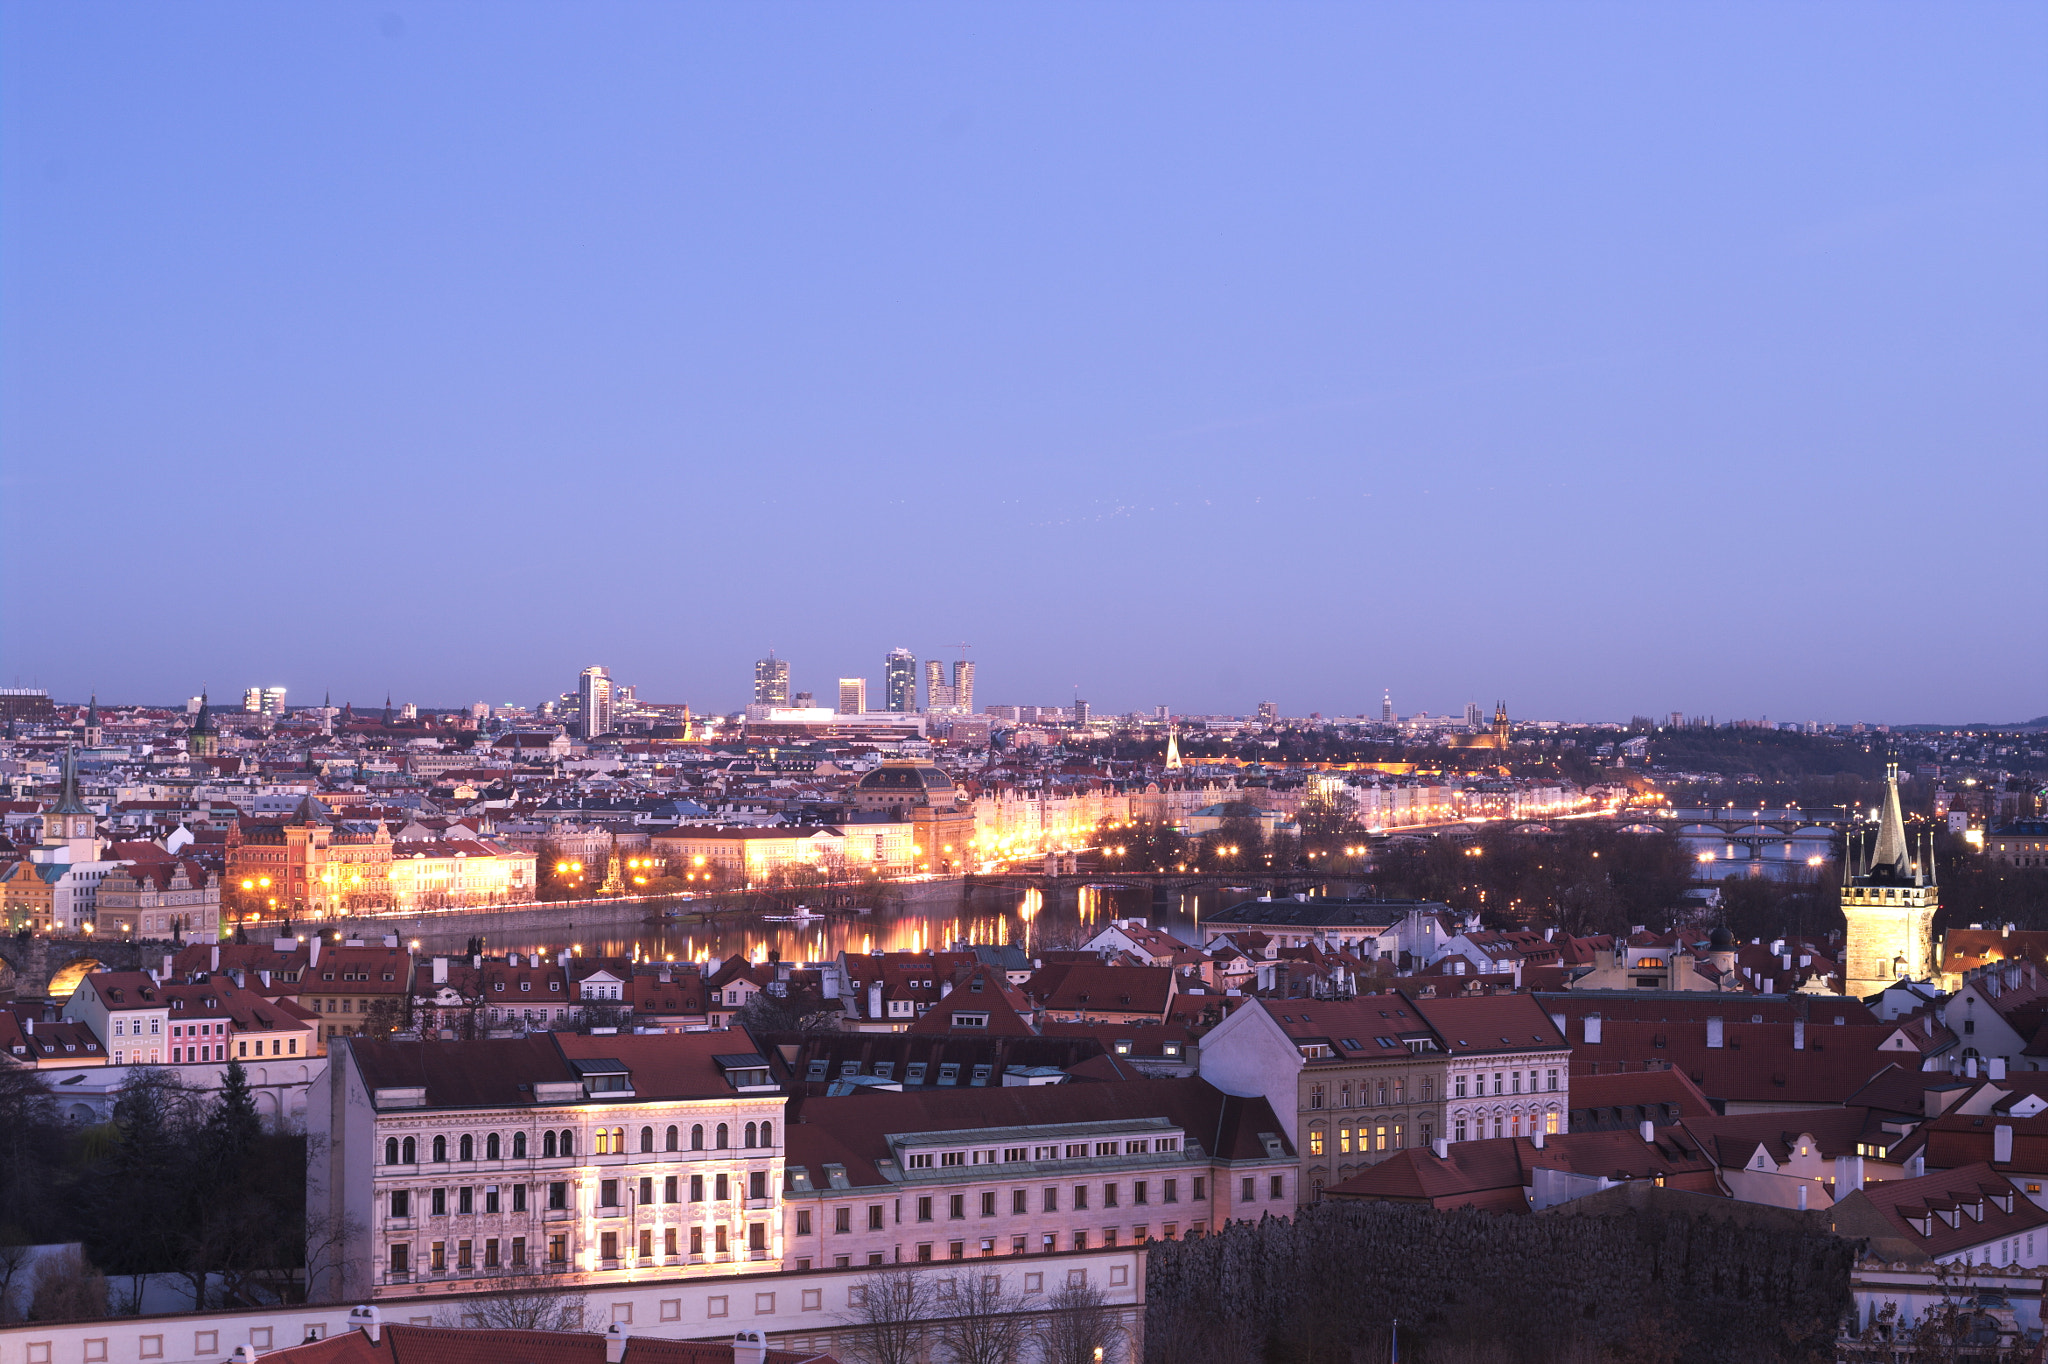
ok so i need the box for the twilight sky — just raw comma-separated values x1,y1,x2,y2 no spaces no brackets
3,4,2043,723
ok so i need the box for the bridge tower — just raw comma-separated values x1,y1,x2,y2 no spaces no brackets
1841,763,1937,998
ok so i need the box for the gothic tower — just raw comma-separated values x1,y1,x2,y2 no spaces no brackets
1841,763,1938,998
187,691,219,758
1492,701,1510,749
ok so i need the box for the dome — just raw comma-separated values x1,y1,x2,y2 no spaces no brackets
857,763,956,793
1708,925,1735,951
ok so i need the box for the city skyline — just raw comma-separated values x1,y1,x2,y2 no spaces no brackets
4,6,2043,723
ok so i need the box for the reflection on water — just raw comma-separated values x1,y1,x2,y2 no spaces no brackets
483,884,1258,966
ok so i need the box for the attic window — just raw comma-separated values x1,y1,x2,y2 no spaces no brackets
969,978,983,993
805,1060,829,1082
1340,1038,1362,1050
323,973,335,981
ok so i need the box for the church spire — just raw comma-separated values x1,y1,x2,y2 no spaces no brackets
1870,762,1909,874
50,746,89,815
1165,719,1183,772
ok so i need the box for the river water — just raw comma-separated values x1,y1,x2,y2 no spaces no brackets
480,884,1264,967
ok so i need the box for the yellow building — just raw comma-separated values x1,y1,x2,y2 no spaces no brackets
1841,765,1938,998
227,796,393,921
385,839,537,909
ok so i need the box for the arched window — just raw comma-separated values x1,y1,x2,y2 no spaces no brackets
665,1125,679,1152
716,1123,729,1149
641,1126,655,1154
744,1122,757,1149
385,1137,399,1165
485,1133,501,1161
759,1121,772,1148
691,1124,704,1151
613,1127,625,1155
560,1129,575,1158
595,1128,610,1156
459,1134,474,1162
512,1132,527,1159
402,1136,416,1164
543,1131,557,1159
432,1135,447,1163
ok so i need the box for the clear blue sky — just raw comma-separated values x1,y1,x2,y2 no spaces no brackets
4,4,2043,722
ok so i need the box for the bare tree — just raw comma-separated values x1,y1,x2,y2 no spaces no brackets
438,1263,588,1331
840,1267,935,1364
299,1204,365,1305
26,1246,110,1323
1036,1278,1122,1364
933,1270,1032,1364
0,1242,32,1323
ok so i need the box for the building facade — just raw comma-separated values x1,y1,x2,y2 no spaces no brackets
753,656,790,708
884,649,917,714
311,1033,787,1302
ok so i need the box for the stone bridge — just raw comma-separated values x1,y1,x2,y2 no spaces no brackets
0,933,162,999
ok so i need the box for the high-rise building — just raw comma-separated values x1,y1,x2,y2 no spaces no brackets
924,659,955,712
578,666,613,739
837,678,868,714
1382,691,1394,724
1841,764,1939,997
754,654,790,707
885,649,918,713
1074,699,1092,726
243,686,287,717
793,691,815,708
952,660,975,714
1464,702,1483,731
1257,701,1279,724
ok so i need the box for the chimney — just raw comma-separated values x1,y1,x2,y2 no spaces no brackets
232,1348,260,1364
1432,1137,1449,1159
604,1323,628,1364
1639,1119,1655,1143
558,950,569,968
1967,1057,1979,1079
731,1329,769,1364
1797,1183,1808,1212
472,954,481,969
1996,1124,2014,1165
1763,978,1774,995
348,1305,381,1343
868,980,883,1020
1793,1020,1805,1051
384,934,399,948
163,953,175,978
432,958,449,985
273,937,295,953
1706,1017,1724,1049
940,979,954,999
1550,1013,1567,1037
23,1018,31,1036
1782,953,1793,972
1532,1129,1545,1149
1584,1014,1602,1045
309,937,321,968
1544,927,1555,942
210,944,221,972
1990,1057,2008,1081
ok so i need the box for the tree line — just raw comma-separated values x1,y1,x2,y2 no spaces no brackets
0,1062,310,1321
1143,1202,1853,1364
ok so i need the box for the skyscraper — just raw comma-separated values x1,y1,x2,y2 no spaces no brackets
754,654,790,707
243,686,287,717
885,649,918,713
837,678,868,714
952,660,975,714
578,666,612,739
924,659,954,712
1382,691,1394,723
1464,702,1483,731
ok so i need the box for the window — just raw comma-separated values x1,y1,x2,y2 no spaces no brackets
1454,1118,1467,1143
797,1210,813,1235
601,1232,618,1262
483,1187,499,1214
561,1130,575,1158
716,1124,729,1149
457,1240,472,1269
1013,1189,1028,1214
751,1171,767,1201
512,1131,526,1159
390,1190,410,1218
1309,1083,1325,1110
666,1126,679,1151
430,1241,446,1272
458,1187,473,1214
431,1188,447,1216
835,1208,852,1234
1242,1177,1255,1202
641,1126,655,1154
981,1191,997,1216
483,1237,500,1268
665,1227,679,1257
1134,1181,1149,1205
1271,1175,1284,1199
601,1180,619,1208
715,1226,729,1254
1309,1129,1324,1157
390,1245,408,1274
949,1193,965,1219
1104,1183,1119,1208
761,1121,773,1147
691,1227,705,1256
640,1176,654,1204
1193,1177,1206,1199
1165,1179,1179,1204
1547,1069,1559,1092
1455,1075,1467,1099
1043,1188,1058,1212
1074,1186,1089,1211
459,1135,474,1162
868,1205,885,1231
513,1185,527,1213
485,1133,500,1161
548,1182,567,1211
692,1124,705,1150
386,1138,400,1165
691,1175,705,1203
432,1136,448,1163
639,1229,652,1259
918,1196,934,1222
715,1174,730,1202
665,1176,678,1204
402,1136,417,1164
